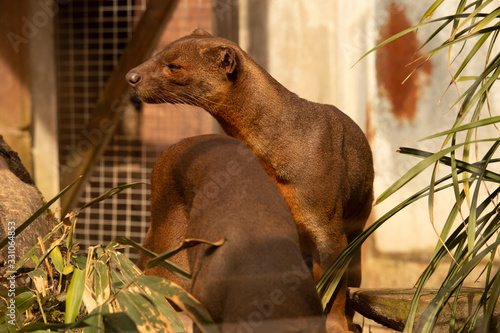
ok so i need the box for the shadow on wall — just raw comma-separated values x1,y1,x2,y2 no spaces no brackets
246,0,268,70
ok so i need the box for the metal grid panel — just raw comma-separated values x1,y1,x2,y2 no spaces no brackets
56,0,214,261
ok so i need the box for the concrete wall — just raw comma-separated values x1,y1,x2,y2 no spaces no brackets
239,0,499,280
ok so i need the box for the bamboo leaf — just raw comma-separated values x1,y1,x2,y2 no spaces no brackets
65,268,86,324
49,246,64,274
113,237,191,281
468,141,500,252
108,249,143,282
27,268,48,298
146,238,225,271
101,312,138,332
398,147,500,182
417,240,500,332
94,259,111,306
455,0,494,32
376,139,499,204
483,247,500,332
140,286,187,332
420,116,500,140
451,31,493,82
470,6,500,34
137,275,218,333
356,21,430,65
406,188,500,331
420,0,445,22
318,172,458,307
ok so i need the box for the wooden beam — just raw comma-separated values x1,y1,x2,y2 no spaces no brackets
60,0,180,216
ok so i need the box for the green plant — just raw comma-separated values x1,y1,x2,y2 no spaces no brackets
0,181,218,333
318,1,500,332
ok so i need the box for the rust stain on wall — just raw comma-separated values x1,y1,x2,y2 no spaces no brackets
376,2,433,121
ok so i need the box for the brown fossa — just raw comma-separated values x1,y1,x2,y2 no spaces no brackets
128,28,374,332
139,134,326,332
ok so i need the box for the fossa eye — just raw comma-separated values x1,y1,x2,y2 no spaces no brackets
165,64,182,72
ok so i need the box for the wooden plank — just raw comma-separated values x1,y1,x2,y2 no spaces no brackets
60,0,180,216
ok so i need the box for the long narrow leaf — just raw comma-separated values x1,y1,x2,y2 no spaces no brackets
138,275,219,333
455,0,494,32
417,240,500,332
483,240,500,332
318,171,465,307
146,238,225,270
420,0,445,22
65,268,86,324
113,237,191,281
376,138,499,204
470,6,500,34
420,116,500,140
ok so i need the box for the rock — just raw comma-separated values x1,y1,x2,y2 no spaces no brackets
0,135,55,274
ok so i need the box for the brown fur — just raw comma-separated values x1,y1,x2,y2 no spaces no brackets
139,135,326,332
128,29,374,332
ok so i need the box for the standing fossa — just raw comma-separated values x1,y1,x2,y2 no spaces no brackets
128,29,374,332
140,135,326,332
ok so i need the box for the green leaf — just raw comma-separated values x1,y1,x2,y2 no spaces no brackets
63,265,74,275
108,250,142,282
470,6,500,34
318,173,452,307
397,147,500,182
420,0,445,22
113,237,191,281
483,248,500,332
140,286,187,332
146,238,225,271
455,0,494,32
418,240,500,332
137,275,218,333
50,246,64,274
420,115,500,140
94,259,111,305
101,312,138,332
376,139,498,204
65,268,86,324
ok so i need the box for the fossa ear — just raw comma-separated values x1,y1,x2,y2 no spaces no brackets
218,46,237,75
201,45,238,75
189,27,212,37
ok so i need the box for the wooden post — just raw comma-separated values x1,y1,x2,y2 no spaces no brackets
30,0,60,212
60,0,180,216
212,0,239,43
